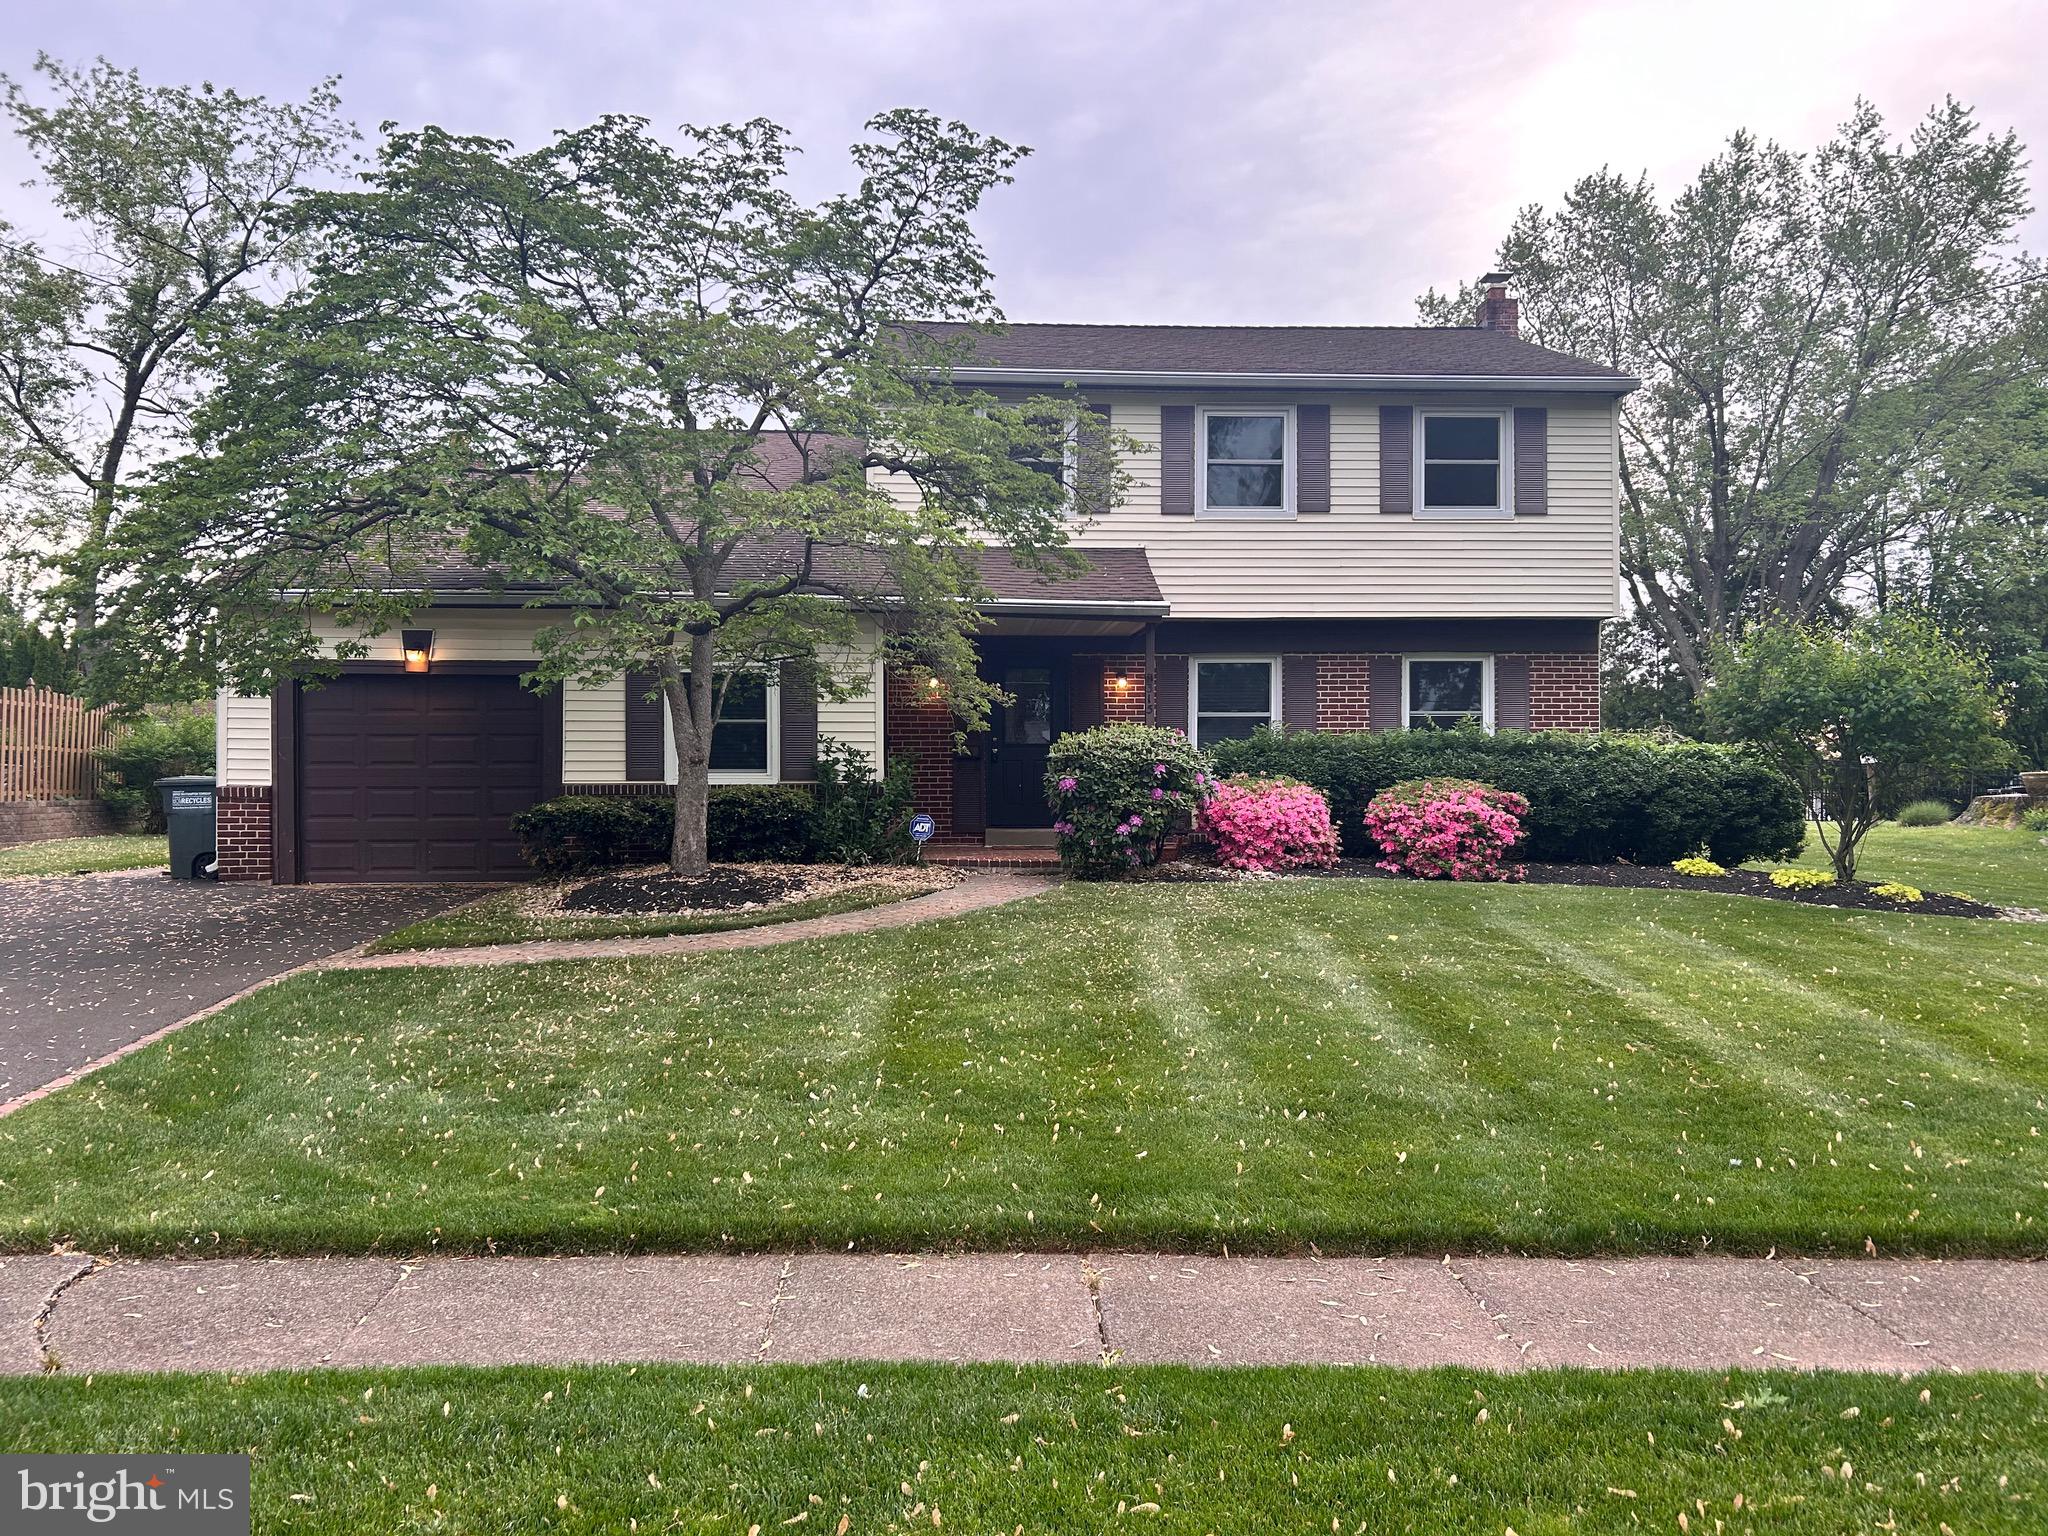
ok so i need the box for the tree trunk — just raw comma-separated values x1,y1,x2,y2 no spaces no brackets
664,636,717,875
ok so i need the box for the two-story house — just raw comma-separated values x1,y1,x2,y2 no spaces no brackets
212,279,1636,881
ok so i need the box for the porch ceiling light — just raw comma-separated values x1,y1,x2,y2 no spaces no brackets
401,629,435,673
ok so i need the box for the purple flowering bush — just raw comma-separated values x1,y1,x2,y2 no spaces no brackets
1198,775,1340,872
1044,724,1210,877
1364,777,1529,881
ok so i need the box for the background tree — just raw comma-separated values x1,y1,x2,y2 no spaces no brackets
1704,615,2011,880
1423,100,2035,700
106,110,1118,872
0,55,351,677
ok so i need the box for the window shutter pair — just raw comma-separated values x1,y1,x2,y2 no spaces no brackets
622,664,820,782
1378,405,1548,515
1158,404,1332,515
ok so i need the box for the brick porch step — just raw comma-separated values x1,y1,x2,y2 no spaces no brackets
922,845,1062,869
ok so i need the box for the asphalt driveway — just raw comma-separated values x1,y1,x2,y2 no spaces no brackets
0,873,474,1102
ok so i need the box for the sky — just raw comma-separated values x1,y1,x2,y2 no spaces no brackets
2,0,2043,324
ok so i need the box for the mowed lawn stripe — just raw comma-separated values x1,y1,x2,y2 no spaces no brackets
0,881,2042,1257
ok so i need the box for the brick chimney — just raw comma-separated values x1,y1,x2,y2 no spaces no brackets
1473,271,1518,336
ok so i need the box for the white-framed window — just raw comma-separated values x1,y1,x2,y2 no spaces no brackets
1199,406,1293,517
1404,655,1493,731
1190,657,1279,747
1414,409,1511,517
663,672,781,783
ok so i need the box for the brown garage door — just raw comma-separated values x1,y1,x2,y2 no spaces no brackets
298,672,549,882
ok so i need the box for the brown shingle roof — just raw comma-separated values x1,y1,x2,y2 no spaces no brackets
913,321,1634,384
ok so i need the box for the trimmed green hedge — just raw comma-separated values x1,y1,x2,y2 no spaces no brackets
1207,727,1806,866
513,786,818,874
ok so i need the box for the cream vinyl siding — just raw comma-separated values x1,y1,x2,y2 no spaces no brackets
215,692,273,786
816,615,886,776
868,393,1621,619
562,675,625,782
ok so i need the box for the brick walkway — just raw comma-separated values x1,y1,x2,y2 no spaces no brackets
6,1251,2042,1375
328,871,1055,971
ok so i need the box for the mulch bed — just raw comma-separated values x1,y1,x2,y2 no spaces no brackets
1147,855,2005,918
562,867,811,915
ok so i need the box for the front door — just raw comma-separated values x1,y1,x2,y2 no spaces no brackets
986,662,1063,827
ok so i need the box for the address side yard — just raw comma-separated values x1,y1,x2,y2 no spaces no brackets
1,879,2041,1258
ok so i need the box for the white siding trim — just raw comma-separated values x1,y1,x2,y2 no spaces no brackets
215,691,273,787
562,676,625,782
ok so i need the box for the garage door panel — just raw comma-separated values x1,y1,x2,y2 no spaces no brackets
298,673,550,883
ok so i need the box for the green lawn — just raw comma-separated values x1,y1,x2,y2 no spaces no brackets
6,1363,2042,1534
3,880,2042,1258
365,880,929,953
0,832,164,878
1758,821,2048,910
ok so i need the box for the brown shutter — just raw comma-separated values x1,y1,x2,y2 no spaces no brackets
1160,404,1194,516
624,669,665,781
1494,655,1531,730
1281,655,1318,729
1074,399,1113,516
1513,406,1548,515
1155,656,1190,733
1368,654,1404,731
1296,404,1331,514
1379,406,1413,514
1069,658,1105,730
778,659,818,780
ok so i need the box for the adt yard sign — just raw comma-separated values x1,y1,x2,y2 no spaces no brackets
908,813,936,844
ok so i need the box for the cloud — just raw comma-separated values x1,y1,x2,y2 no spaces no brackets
5,0,2040,322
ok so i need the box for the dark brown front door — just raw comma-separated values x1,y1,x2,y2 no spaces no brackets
298,672,547,881
986,661,1064,827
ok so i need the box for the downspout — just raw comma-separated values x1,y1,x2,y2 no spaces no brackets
1143,622,1158,728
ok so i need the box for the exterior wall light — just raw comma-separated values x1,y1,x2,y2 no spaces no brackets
401,629,435,673
1113,668,1131,691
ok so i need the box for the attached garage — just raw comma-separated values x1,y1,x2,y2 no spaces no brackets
285,670,558,882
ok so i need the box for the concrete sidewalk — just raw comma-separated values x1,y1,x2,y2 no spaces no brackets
6,1251,2043,1376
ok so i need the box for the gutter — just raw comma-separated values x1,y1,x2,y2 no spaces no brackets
947,366,1640,395
277,589,1171,618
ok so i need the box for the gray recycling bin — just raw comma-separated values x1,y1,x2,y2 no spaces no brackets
156,774,218,881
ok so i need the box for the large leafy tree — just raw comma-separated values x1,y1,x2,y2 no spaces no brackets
0,55,352,674
107,110,1115,872
1704,615,2011,880
1423,100,2034,696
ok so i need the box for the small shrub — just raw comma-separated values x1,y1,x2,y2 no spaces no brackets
1871,881,1924,904
1671,856,1725,878
1364,777,1528,882
1045,724,1209,877
97,710,216,831
514,795,669,874
2022,807,2048,833
706,785,817,862
812,739,914,864
1769,867,1835,891
516,787,819,873
1197,776,1340,872
1209,727,1804,866
1895,799,1953,827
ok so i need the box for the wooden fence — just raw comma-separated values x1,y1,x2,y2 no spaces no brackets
0,684,115,801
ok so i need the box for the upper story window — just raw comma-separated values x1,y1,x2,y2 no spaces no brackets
1417,410,1509,517
1201,408,1292,517
1405,656,1492,730
1191,657,1277,746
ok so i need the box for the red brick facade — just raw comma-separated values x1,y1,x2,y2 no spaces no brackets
215,784,273,883
1522,651,1601,732
1313,654,1375,730
883,670,962,837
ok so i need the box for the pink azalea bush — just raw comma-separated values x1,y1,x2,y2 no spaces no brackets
1363,777,1528,881
1197,775,1340,872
